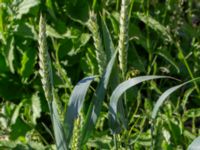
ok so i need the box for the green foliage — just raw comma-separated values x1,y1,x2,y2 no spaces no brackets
1,0,200,149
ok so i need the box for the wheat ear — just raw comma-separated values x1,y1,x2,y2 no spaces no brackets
71,116,82,150
118,0,130,79
87,11,107,75
38,14,54,102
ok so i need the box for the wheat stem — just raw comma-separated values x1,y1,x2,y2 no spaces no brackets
38,14,54,102
87,11,107,75
118,0,130,79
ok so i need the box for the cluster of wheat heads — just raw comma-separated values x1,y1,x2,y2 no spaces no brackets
37,1,200,149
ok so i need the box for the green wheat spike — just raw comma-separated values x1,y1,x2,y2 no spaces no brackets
38,14,54,102
71,116,82,150
87,11,107,75
118,0,130,79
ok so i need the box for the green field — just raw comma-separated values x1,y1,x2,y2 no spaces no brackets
0,0,200,149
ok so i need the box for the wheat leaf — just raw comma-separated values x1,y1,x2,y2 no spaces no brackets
64,76,96,144
109,75,173,133
152,77,200,120
188,136,200,150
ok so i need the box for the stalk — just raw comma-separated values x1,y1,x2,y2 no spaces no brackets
87,11,107,75
118,0,130,79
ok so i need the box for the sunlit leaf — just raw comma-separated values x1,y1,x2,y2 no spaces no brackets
10,118,31,140
31,93,41,125
16,0,40,19
14,22,37,40
19,48,37,78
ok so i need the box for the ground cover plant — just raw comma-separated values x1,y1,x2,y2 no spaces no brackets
0,0,200,149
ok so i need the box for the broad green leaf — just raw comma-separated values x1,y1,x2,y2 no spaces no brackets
128,45,146,73
10,118,31,140
16,0,40,19
47,25,64,39
109,76,172,133
31,93,41,125
14,22,37,40
82,49,118,143
3,38,15,73
66,0,89,24
64,76,96,144
151,77,200,120
19,48,36,78
188,136,200,150
10,100,24,125
0,54,9,73
129,23,147,50
45,0,56,20
0,75,24,100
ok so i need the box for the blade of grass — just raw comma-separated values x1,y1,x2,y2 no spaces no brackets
64,76,96,144
151,77,200,149
109,75,175,133
81,48,118,144
152,77,200,120
50,100,67,150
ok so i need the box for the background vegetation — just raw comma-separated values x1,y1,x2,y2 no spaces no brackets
0,0,200,149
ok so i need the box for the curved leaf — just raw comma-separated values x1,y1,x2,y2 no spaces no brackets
16,0,40,19
188,136,200,150
151,77,200,120
109,75,173,133
82,49,118,143
64,76,96,143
